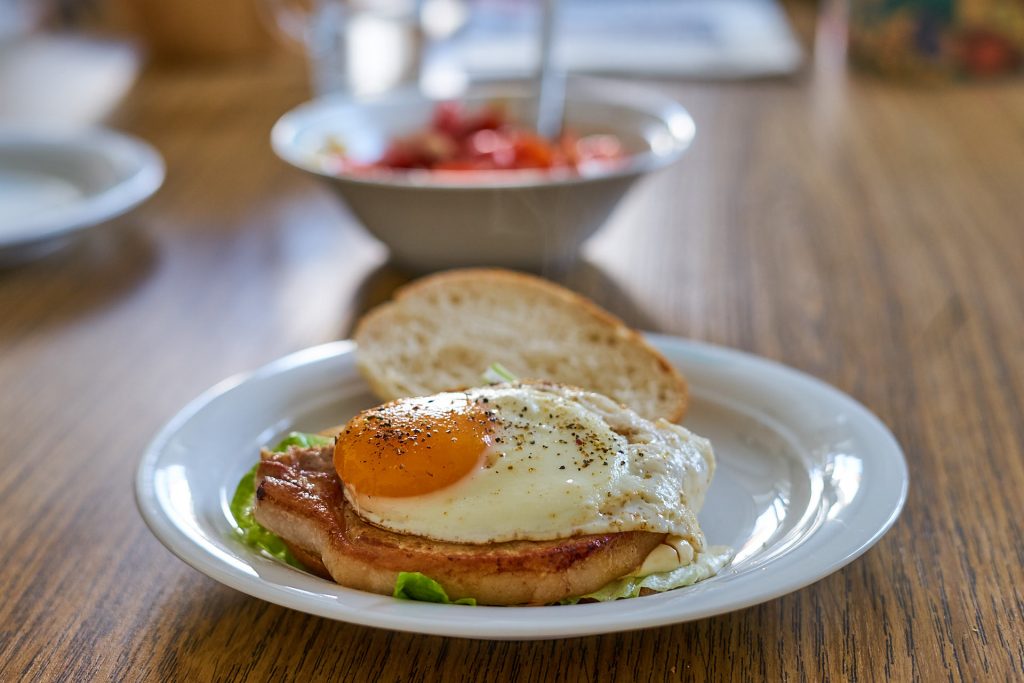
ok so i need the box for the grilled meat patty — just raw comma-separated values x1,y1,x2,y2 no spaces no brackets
253,445,665,605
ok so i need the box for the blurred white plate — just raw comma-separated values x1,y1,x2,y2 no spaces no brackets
0,127,163,259
135,335,908,640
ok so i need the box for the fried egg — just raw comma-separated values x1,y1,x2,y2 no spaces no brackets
334,382,714,546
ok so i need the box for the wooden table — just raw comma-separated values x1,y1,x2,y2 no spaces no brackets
2,33,1023,682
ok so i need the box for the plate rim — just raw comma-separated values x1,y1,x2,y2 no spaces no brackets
0,126,165,249
135,335,908,639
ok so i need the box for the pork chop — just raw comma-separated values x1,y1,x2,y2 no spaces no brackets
253,445,665,605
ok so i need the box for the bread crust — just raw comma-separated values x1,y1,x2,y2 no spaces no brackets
253,445,665,605
353,268,688,422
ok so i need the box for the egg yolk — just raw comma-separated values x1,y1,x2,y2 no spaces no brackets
335,394,492,497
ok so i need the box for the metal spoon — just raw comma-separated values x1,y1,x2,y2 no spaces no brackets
535,0,564,140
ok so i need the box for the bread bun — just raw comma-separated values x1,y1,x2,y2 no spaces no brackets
353,268,687,422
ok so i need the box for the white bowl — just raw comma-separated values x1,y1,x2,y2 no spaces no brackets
272,80,695,272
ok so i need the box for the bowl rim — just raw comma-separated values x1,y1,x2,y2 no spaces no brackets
270,78,696,191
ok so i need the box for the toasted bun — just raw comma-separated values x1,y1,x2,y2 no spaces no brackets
254,446,665,605
353,268,688,422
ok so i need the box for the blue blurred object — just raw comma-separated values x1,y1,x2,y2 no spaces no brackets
425,0,803,83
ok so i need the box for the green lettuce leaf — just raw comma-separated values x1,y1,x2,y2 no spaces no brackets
270,431,333,451
481,362,518,384
228,431,333,568
561,546,734,604
393,572,476,605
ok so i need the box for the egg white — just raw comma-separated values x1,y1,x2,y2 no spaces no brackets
342,383,715,546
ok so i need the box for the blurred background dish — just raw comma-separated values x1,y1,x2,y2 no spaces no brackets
272,78,695,272
429,0,804,86
258,0,805,98
0,35,140,127
0,126,164,262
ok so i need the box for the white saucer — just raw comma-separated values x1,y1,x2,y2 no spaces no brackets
0,126,163,259
135,336,908,640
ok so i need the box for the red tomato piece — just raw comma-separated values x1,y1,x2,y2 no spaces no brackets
431,101,465,136
513,133,555,169
356,102,624,177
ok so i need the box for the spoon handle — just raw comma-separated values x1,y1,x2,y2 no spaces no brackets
535,0,564,140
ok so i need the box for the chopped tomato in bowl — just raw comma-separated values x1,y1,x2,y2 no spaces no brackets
322,102,625,179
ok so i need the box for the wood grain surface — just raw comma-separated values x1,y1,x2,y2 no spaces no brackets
2,27,1023,683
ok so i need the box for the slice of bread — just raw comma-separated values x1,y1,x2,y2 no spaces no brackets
353,268,687,422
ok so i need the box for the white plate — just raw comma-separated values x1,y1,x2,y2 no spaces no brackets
135,336,908,640
0,126,163,258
